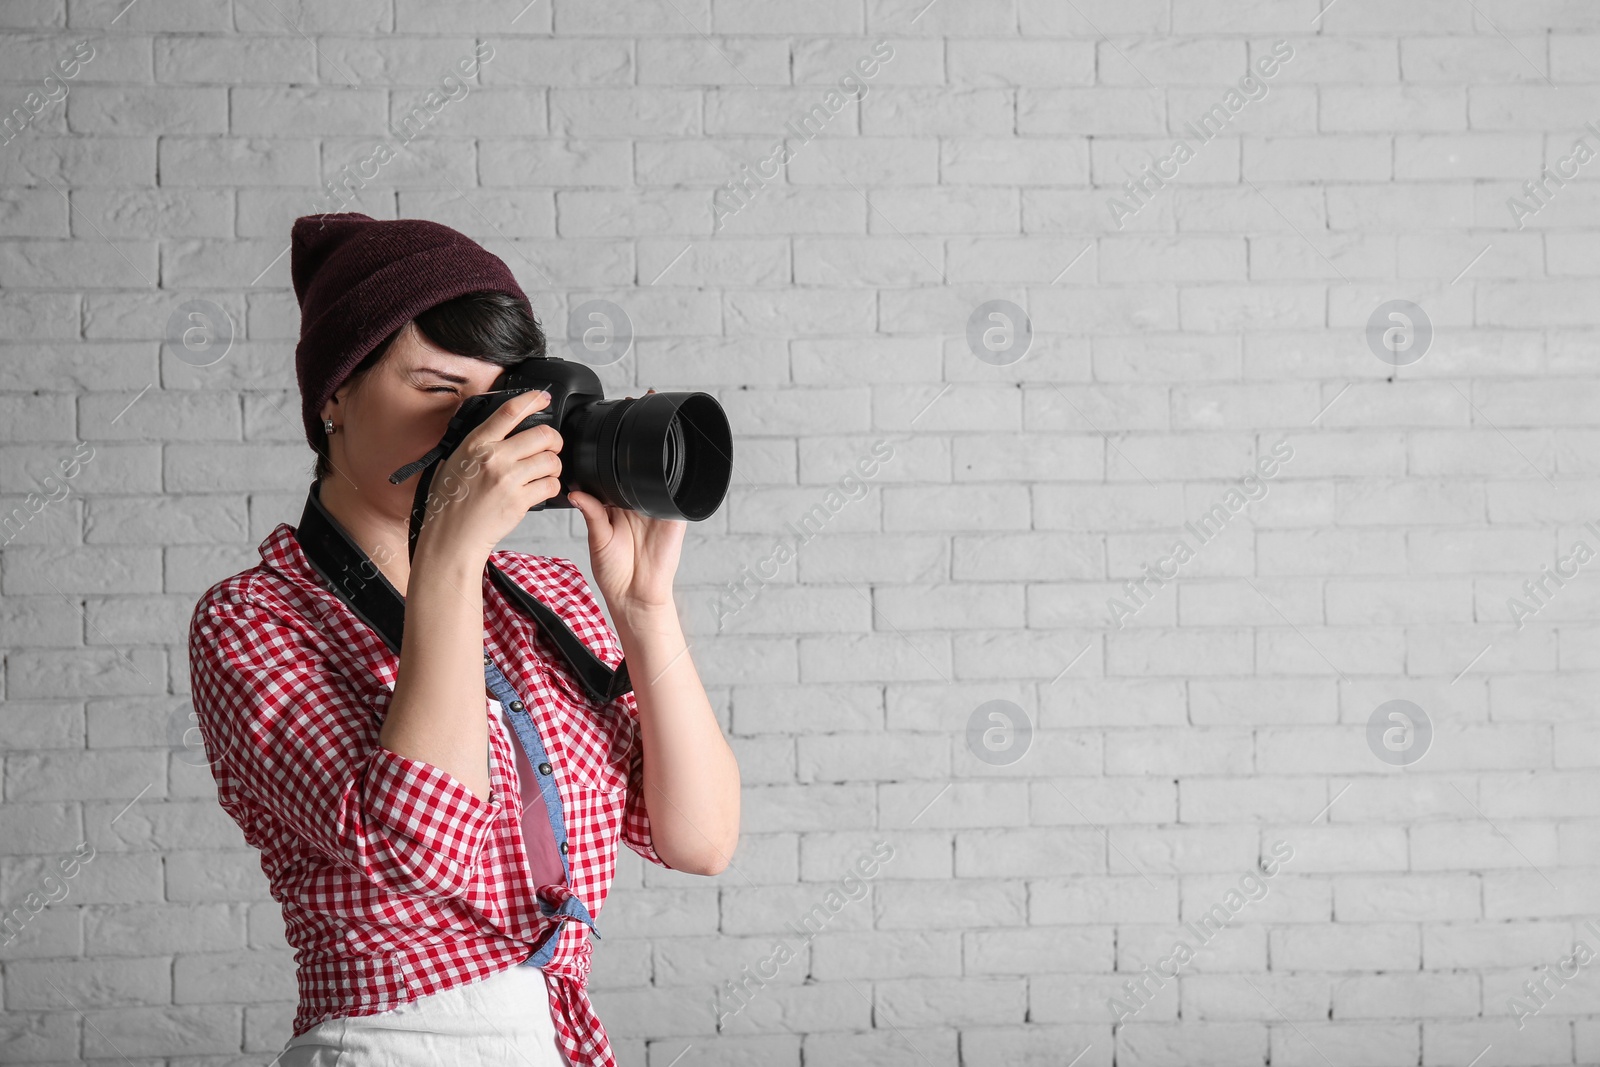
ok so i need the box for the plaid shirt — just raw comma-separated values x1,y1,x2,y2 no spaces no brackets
187,521,669,1067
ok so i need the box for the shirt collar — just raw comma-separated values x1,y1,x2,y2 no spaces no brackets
259,522,314,585
258,520,525,686
259,520,509,588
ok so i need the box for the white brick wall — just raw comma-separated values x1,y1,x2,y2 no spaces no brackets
1,0,1598,1064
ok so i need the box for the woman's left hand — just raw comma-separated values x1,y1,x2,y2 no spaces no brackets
566,393,687,620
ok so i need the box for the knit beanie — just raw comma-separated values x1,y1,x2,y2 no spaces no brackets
290,212,533,451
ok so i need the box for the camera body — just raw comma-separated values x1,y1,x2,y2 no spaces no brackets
459,355,609,512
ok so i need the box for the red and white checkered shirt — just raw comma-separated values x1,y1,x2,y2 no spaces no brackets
186,521,669,1067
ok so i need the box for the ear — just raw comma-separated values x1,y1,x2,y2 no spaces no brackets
324,378,355,418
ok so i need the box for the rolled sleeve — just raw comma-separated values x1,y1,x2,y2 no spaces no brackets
362,746,501,895
189,593,502,901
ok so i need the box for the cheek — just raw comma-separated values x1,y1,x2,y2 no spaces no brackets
409,404,457,447
347,389,455,477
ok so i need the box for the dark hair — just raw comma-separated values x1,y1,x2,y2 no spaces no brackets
314,290,545,483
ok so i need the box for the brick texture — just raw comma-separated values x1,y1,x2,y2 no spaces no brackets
1,1,1597,1065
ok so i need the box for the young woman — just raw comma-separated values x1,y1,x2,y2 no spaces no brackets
186,214,739,1067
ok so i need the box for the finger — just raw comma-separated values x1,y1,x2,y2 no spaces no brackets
479,388,552,444
451,390,543,472
490,394,566,467
458,392,548,474
515,450,563,490
504,419,563,464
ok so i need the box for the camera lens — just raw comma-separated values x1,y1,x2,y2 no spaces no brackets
662,419,684,496
562,390,731,521
616,392,730,521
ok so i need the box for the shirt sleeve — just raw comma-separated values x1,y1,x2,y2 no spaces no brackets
188,593,502,901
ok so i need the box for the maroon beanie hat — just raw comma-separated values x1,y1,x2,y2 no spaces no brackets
290,212,533,451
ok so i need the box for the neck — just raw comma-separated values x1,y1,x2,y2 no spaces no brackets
316,475,416,597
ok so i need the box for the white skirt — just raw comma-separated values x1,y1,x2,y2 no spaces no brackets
275,963,566,1066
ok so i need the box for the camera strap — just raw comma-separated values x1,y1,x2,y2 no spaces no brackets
294,479,633,706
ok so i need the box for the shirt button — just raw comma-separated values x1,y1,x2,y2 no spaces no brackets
559,842,568,854
538,761,552,775
510,700,524,712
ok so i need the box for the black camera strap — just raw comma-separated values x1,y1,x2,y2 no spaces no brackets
294,479,633,706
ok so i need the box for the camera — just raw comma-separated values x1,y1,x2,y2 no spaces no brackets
389,354,733,529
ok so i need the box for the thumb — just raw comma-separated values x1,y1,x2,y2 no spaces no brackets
569,489,610,539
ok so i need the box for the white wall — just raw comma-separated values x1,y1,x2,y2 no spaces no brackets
1,0,1597,1064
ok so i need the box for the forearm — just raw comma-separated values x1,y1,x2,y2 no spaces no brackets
379,544,492,800
615,601,739,874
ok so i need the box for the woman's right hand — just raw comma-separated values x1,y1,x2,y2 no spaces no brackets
415,388,565,564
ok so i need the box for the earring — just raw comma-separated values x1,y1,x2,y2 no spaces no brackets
323,417,337,435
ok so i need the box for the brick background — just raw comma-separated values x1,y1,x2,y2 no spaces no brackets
1,0,1598,1064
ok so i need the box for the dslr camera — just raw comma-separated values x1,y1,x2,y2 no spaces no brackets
390,354,733,542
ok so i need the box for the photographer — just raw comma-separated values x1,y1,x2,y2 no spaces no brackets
186,214,739,1067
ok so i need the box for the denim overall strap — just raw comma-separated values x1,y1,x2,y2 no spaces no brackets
483,651,601,967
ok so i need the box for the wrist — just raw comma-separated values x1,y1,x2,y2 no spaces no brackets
411,536,488,588
613,598,679,635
